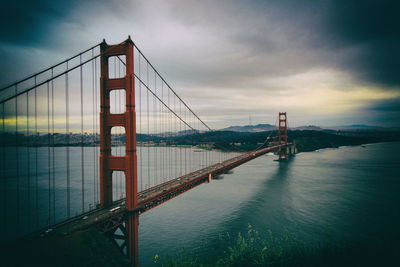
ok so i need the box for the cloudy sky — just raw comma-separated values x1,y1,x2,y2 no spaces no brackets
1,0,399,128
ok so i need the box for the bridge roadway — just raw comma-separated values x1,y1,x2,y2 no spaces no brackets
34,144,290,237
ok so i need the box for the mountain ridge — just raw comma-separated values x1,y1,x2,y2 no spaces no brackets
219,124,395,132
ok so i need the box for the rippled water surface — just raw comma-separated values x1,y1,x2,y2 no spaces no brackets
2,142,399,265
138,142,400,266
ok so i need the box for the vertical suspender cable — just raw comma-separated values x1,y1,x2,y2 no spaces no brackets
113,56,118,200
201,121,203,169
154,72,157,185
47,81,51,225
163,81,165,182
120,57,123,197
174,95,177,179
118,58,122,198
172,95,175,177
167,85,170,180
15,85,20,228
34,76,39,227
66,62,70,218
185,106,187,175
208,128,210,166
183,107,185,174
146,63,150,188
167,88,169,181
163,82,166,182
192,113,195,171
170,89,172,181
184,107,186,174
189,112,191,172
171,89,173,180
51,68,55,223
159,79,161,182
159,81,162,181
179,101,182,176
205,124,208,166
2,103,5,233
184,105,187,174
80,55,85,212
207,127,209,165
159,80,165,183
92,49,96,206
202,121,204,168
112,58,116,199
118,57,121,198
198,120,201,168
139,54,142,191
164,83,167,182
195,116,197,169
26,91,30,226
167,90,170,181
95,56,99,204
190,113,192,172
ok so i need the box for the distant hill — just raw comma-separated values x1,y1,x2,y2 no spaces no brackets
291,125,323,131
220,124,276,132
324,124,388,131
219,124,395,132
220,124,324,132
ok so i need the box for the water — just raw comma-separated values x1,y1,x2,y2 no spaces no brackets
1,142,399,265
0,146,239,239
137,142,400,266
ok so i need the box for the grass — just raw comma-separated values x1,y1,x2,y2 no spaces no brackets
158,225,400,267
2,225,398,266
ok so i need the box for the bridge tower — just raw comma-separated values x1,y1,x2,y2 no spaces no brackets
100,37,139,265
278,112,288,161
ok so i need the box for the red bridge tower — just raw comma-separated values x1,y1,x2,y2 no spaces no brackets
278,112,288,161
99,37,139,265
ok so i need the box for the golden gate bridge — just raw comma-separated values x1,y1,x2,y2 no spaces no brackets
0,37,293,266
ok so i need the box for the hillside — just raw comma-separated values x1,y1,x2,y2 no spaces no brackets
3,129,400,153
220,124,276,132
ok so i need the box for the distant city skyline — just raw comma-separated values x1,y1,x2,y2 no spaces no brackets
1,0,399,128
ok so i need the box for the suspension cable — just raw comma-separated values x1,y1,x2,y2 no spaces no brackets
115,55,245,153
0,43,101,93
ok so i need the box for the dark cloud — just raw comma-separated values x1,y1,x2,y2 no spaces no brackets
250,0,400,87
328,1,399,44
363,97,400,126
2,0,398,87
0,0,118,48
323,0,400,87
0,0,399,127
163,0,400,89
0,1,72,47
368,98,400,113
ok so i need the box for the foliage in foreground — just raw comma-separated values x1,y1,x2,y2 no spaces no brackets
159,226,298,267
158,225,400,267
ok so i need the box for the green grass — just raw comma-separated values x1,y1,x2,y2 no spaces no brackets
3,225,398,266
157,225,400,267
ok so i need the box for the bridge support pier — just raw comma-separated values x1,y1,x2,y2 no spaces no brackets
100,37,139,266
288,142,297,157
127,212,139,265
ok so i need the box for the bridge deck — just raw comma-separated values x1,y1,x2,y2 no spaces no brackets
34,144,289,237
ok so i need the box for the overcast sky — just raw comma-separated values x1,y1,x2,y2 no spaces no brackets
1,0,399,128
